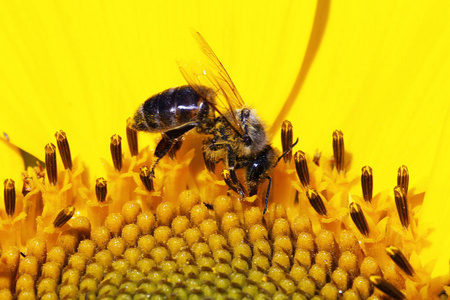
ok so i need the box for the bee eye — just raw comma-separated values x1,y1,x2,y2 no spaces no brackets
243,136,252,146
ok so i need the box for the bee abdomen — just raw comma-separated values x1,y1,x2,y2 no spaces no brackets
132,86,204,132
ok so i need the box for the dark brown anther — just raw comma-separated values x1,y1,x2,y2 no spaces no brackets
168,139,183,159
386,245,415,276
394,186,409,228
313,149,321,166
332,130,345,173
369,275,406,300
126,118,139,156
281,120,293,163
4,179,15,217
95,178,107,202
55,130,73,170
349,202,370,236
53,205,75,228
140,166,154,192
110,134,122,172
397,165,409,196
361,166,373,202
294,150,310,188
45,143,57,186
306,188,327,216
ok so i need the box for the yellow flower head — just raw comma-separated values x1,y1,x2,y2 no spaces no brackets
1,1,450,299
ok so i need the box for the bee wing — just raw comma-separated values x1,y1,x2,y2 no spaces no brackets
178,32,246,136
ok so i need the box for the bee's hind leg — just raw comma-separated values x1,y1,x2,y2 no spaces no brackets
151,122,198,176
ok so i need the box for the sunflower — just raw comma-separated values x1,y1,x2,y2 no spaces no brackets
1,1,450,299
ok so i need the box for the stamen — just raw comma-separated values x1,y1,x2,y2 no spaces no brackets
361,166,373,202
55,130,73,170
140,166,154,192
349,202,369,236
110,134,122,172
386,245,415,276
393,186,409,228
332,130,345,173
126,118,139,156
397,165,409,196
294,150,310,188
313,149,321,166
281,120,293,163
95,178,107,202
306,188,327,216
22,177,33,196
3,179,15,217
53,205,75,228
168,139,183,159
45,143,57,186
369,275,406,300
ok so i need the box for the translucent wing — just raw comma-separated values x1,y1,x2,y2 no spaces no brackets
178,32,246,136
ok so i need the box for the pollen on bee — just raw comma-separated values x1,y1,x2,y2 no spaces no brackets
45,143,57,186
95,178,107,203
386,245,415,276
349,202,369,236
369,275,406,299
361,166,373,202
393,186,409,228
397,165,409,196
110,134,122,172
306,188,327,216
281,120,293,164
126,118,139,157
3,178,16,217
332,130,345,173
139,166,154,192
55,130,73,171
53,205,75,228
294,150,310,188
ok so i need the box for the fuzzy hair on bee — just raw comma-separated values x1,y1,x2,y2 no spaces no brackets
131,32,296,213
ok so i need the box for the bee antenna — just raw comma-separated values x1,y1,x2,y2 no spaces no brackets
275,138,299,166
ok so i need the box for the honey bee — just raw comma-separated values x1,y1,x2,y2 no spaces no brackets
132,32,296,213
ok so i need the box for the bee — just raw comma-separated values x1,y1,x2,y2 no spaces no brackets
132,32,296,213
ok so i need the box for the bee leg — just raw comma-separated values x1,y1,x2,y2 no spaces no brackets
151,122,198,176
263,176,272,214
223,144,246,198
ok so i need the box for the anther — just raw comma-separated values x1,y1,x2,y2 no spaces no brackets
55,130,72,170
393,186,409,228
332,130,345,173
313,149,321,166
369,275,406,300
53,205,75,228
306,188,327,216
22,177,33,196
126,119,139,156
281,120,293,163
397,165,409,196
4,179,15,217
386,245,415,276
349,202,369,236
95,178,107,202
110,134,122,172
361,166,373,202
45,143,57,186
140,166,154,192
168,139,183,159
294,151,310,188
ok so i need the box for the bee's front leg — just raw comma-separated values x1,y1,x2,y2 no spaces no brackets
223,145,246,199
